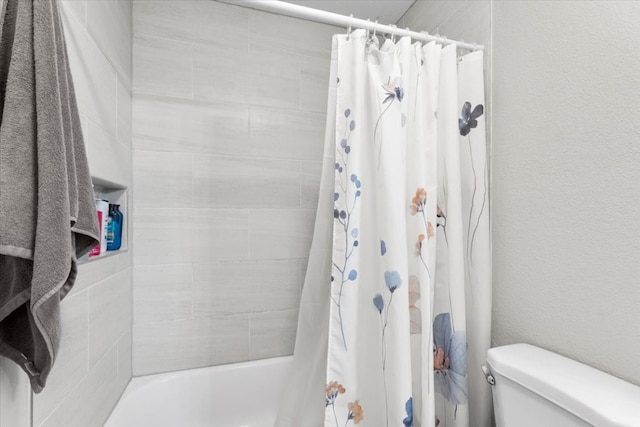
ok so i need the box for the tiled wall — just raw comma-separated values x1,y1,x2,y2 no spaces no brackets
131,1,338,376
25,2,133,427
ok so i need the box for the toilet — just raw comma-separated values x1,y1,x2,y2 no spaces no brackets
485,343,640,427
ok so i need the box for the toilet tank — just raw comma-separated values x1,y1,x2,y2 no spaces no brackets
487,344,640,427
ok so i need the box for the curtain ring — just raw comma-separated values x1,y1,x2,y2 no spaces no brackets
420,30,429,46
346,14,353,40
372,19,378,41
389,24,397,43
365,18,371,39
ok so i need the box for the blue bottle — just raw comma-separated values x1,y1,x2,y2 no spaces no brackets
106,204,123,251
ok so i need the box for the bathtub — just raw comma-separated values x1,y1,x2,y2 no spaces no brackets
104,356,292,427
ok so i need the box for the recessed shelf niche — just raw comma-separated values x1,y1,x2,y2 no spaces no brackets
78,176,129,264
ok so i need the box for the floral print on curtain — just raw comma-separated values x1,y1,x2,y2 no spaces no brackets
332,107,361,352
275,29,490,427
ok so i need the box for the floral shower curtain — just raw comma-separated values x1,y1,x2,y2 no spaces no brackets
275,29,490,427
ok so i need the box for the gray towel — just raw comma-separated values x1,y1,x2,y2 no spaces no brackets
0,0,99,392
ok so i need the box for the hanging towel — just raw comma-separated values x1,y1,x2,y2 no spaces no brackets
0,0,99,392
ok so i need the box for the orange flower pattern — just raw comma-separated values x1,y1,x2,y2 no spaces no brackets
409,187,433,279
325,382,364,427
409,188,427,216
325,381,346,406
434,346,450,371
347,400,364,424
415,234,425,256
409,275,421,334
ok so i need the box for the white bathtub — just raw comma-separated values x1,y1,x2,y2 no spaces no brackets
104,356,292,427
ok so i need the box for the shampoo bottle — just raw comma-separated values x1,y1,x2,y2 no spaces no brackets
107,204,123,251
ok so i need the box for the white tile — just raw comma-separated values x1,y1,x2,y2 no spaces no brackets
118,250,132,271
132,315,250,375
300,56,331,113
132,95,249,155
249,309,298,359
193,155,300,208
87,0,132,87
116,330,132,395
62,5,118,136
193,44,299,109
88,269,132,367
133,34,192,98
33,292,89,426
248,10,336,59
86,119,131,187
133,0,248,46
117,78,132,147
133,264,192,323
191,44,248,106
0,357,31,427
192,260,300,316
72,254,120,295
300,160,323,210
133,0,196,41
39,346,119,427
124,192,133,252
249,107,325,161
133,208,249,265
133,150,193,208
248,209,315,260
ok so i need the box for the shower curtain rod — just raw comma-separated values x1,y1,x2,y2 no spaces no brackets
225,0,484,51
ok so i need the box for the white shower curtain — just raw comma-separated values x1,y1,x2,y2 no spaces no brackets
276,29,490,427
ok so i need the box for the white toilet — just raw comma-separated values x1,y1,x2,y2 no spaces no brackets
486,343,640,427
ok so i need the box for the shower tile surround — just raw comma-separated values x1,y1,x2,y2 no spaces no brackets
131,1,337,375
4,2,632,427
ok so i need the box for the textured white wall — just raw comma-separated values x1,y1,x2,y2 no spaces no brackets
492,1,640,385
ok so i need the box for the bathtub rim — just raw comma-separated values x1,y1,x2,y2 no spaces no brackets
105,355,293,426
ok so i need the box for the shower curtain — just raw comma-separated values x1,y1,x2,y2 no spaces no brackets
275,29,490,427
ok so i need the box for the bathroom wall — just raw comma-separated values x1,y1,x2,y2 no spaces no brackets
491,1,640,385
26,1,133,427
131,1,337,375
398,0,492,77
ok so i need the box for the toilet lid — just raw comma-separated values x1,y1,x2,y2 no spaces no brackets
487,344,640,427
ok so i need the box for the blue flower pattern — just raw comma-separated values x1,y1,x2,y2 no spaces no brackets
326,74,480,427
371,240,408,426
459,101,486,270
332,108,362,352
433,313,468,405
403,397,413,427
458,102,483,136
